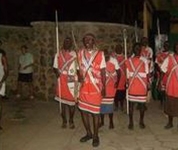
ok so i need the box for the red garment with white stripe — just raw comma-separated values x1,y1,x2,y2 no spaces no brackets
78,49,106,114
126,56,149,102
102,57,119,105
116,54,126,90
155,51,169,90
54,50,78,106
161,54,178,98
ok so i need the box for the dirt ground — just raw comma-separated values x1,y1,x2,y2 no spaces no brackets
1,97,178,150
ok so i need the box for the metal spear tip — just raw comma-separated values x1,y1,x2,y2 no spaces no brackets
123,29,127,39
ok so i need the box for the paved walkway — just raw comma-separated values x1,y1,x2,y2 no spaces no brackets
0,97,178,150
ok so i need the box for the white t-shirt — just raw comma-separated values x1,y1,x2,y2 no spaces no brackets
109,56,120,70
19,52,34,73
146,46,153,59
160,53,171,73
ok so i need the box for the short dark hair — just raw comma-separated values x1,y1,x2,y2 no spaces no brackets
21,45,27,49
173,42,178,53
133,42,141,55
82,33,96,45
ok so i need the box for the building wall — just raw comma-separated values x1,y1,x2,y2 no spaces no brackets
0,21,142,101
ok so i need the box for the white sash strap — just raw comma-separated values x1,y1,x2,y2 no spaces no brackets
60,56,76,74
128,59,147,90
81,50,100,92
82,50,98,72
87,68,100,92
129,72,147,78
59,51,65,63
106,71,116,85
119,59,125,66
119,59,126,76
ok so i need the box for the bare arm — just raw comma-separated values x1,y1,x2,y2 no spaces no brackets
1,55,8,84
115,69,121,88
77,70,83,83
24,63,33,69
53,68,60,78
101,68,106,97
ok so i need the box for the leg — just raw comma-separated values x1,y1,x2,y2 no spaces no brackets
114,91,119,111
164,115,173,129
99,114,104,127
139,103,146,129
92,114,100,147
16,81,22,97
0,97,2,130
68,105,75,129
120,98,125,112
61,103,67,128
28,82,34,99
119,90,126,112
109,113,114,129
128,102,134,130
80,111,92,142
159,90,165,107
162,90,166,108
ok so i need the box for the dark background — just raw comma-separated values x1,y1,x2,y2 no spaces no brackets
0,0,143,26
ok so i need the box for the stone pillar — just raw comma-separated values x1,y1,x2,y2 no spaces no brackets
31,22,56,101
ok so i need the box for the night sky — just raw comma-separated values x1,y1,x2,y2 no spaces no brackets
0,0,143,26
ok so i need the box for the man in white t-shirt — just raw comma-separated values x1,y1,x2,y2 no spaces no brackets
16,45,34,99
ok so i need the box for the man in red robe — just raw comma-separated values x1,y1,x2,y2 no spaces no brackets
77,33,106,147
125,42,149,130
53,37,78,129
161,42,178,129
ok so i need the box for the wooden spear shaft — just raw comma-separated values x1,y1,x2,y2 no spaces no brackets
135,20,138,42
123,29,129,114
55,10,61,114
71,30,80,68
157,18,161,51
55,10,59,55
123,29,127,60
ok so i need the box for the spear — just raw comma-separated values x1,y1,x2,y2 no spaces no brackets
72,29,80,69
157,18,161,51
55,10,61,114
123,29,127,60
55,10,59,55
71,30,78,101
71,29,83,103
134,20,138,42
71,30,79,50
123,28,129,114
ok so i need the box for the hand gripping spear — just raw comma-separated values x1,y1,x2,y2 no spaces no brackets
123,29,129,114
55,10,62,114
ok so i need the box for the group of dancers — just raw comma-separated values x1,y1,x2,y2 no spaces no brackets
53,33,178,147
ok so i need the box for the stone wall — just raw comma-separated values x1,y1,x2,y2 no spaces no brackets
0,21,143,101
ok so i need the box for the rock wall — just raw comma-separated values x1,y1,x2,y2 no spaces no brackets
0,21,143,101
